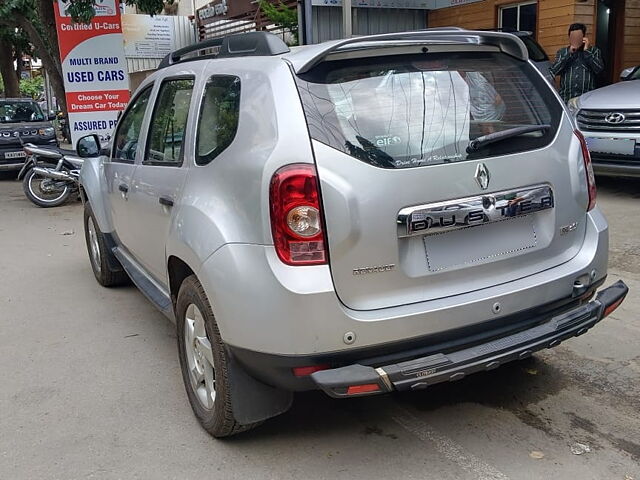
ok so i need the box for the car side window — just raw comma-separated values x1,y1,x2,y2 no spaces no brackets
112,87,152,163
144,78,195,166
195,76,241,166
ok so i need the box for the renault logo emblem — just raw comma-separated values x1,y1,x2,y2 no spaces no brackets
474,163,490,190
605,112,626,124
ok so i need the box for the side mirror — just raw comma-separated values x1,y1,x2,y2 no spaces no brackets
77,134,101,158
620,66,639,81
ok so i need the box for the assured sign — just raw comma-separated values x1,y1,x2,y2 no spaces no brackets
54,0,130,147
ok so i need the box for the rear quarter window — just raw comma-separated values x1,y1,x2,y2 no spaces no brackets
295,51,562,169
195,75,241,166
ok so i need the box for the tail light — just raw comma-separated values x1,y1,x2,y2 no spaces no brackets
269,164,327,265
575,130,597,211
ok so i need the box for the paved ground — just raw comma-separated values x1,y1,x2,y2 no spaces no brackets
1,174,638,480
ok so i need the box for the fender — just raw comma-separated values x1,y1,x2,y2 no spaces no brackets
17,157,37,181
79,156,114,233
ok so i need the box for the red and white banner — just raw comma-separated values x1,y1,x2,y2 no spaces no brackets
54,0,130,147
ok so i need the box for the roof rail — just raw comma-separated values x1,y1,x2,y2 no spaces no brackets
158,31,290,69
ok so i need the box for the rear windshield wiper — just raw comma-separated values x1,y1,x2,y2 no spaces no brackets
466,125,551,153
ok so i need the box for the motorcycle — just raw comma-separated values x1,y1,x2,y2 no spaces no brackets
17,143,83,208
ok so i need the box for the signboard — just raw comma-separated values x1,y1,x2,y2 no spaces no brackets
122,14,173,59
54,0,130,147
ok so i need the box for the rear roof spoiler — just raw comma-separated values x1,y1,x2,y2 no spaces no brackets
292,29,528,74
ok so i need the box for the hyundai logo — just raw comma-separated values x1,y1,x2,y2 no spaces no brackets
605,112,626,124
474,163,490,190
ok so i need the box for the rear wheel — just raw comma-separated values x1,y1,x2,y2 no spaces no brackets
176,275,261,437
22,169,71,207
83,204,128,286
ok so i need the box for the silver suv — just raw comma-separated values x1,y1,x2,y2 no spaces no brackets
78,30,628,437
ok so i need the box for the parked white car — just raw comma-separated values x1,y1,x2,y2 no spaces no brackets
569,66,640,177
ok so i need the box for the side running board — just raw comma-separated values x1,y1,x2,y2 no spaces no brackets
112,247,174,321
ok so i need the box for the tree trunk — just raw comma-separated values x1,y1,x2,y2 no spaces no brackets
14,45,23,83
10,13,67,113
0,38,20,97
40,54,66,112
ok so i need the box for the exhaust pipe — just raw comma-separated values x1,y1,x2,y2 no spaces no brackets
32,167,76,182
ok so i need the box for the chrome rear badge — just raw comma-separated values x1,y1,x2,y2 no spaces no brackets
353,264,395,275
397,184,554,238
474,163,490,190
560,222,578,235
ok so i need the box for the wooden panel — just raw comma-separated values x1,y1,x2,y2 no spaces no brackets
624,6,640,68
428,0,607,60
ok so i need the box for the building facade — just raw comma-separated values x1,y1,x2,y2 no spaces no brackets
428,0,640,83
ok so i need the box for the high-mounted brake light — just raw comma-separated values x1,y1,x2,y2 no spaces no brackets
269,164,328,266
574,130,597,211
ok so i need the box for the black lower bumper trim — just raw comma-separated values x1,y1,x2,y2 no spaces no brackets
311,280,628,398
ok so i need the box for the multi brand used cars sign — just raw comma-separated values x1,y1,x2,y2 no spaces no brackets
54,0,130,147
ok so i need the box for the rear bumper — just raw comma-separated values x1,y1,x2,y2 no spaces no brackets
311,280,628,397
592,160,640,178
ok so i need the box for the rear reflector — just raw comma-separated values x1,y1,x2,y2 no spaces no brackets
292,365,329,377
603,297,624,318
346,383,381,395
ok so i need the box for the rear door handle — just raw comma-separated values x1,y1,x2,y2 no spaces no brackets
159,196,174,207
118,183,129,193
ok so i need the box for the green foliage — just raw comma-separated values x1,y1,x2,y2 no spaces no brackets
259,0,298,45
0,76,4,95
19,75,44,99
122,0,167,16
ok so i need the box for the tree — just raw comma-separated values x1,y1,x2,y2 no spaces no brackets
259,0,298,45
0,27,24,97
0,0,167,112
20,75,44,99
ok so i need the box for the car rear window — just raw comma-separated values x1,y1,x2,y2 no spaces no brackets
519,35,549,62
295,51,561,169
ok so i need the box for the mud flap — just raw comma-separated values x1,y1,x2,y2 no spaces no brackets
226,347,293,425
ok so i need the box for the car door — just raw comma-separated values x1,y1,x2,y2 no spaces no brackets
124,76,197,284
105,86,153,249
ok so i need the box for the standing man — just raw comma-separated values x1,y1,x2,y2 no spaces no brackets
550,23,604,103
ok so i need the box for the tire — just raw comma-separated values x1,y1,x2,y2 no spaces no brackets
22,168,72,208
83,203,128,287
176,275,261,437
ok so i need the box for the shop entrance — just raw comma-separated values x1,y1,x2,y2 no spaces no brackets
596,0,625,85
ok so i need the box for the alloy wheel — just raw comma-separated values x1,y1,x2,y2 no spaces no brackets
86,216,101,274
184,303,216,410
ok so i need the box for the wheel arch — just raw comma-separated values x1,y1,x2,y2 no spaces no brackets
167,255,197,310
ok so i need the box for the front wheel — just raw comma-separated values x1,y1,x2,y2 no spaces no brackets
176,275,261,437
22,169,71,208
83,204,128,287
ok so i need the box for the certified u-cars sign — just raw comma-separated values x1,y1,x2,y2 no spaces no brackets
54,0,130,147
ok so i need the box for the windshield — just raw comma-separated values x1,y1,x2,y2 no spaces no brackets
0,100,46,123
296,52,561,169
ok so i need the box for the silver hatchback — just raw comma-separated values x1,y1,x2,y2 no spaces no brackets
78,30,628,437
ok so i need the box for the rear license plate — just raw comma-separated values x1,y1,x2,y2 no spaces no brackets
585,137,636,155
3,151,26,159
424,215,537,272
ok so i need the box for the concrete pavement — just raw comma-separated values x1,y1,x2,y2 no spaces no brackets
0,175,638,480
